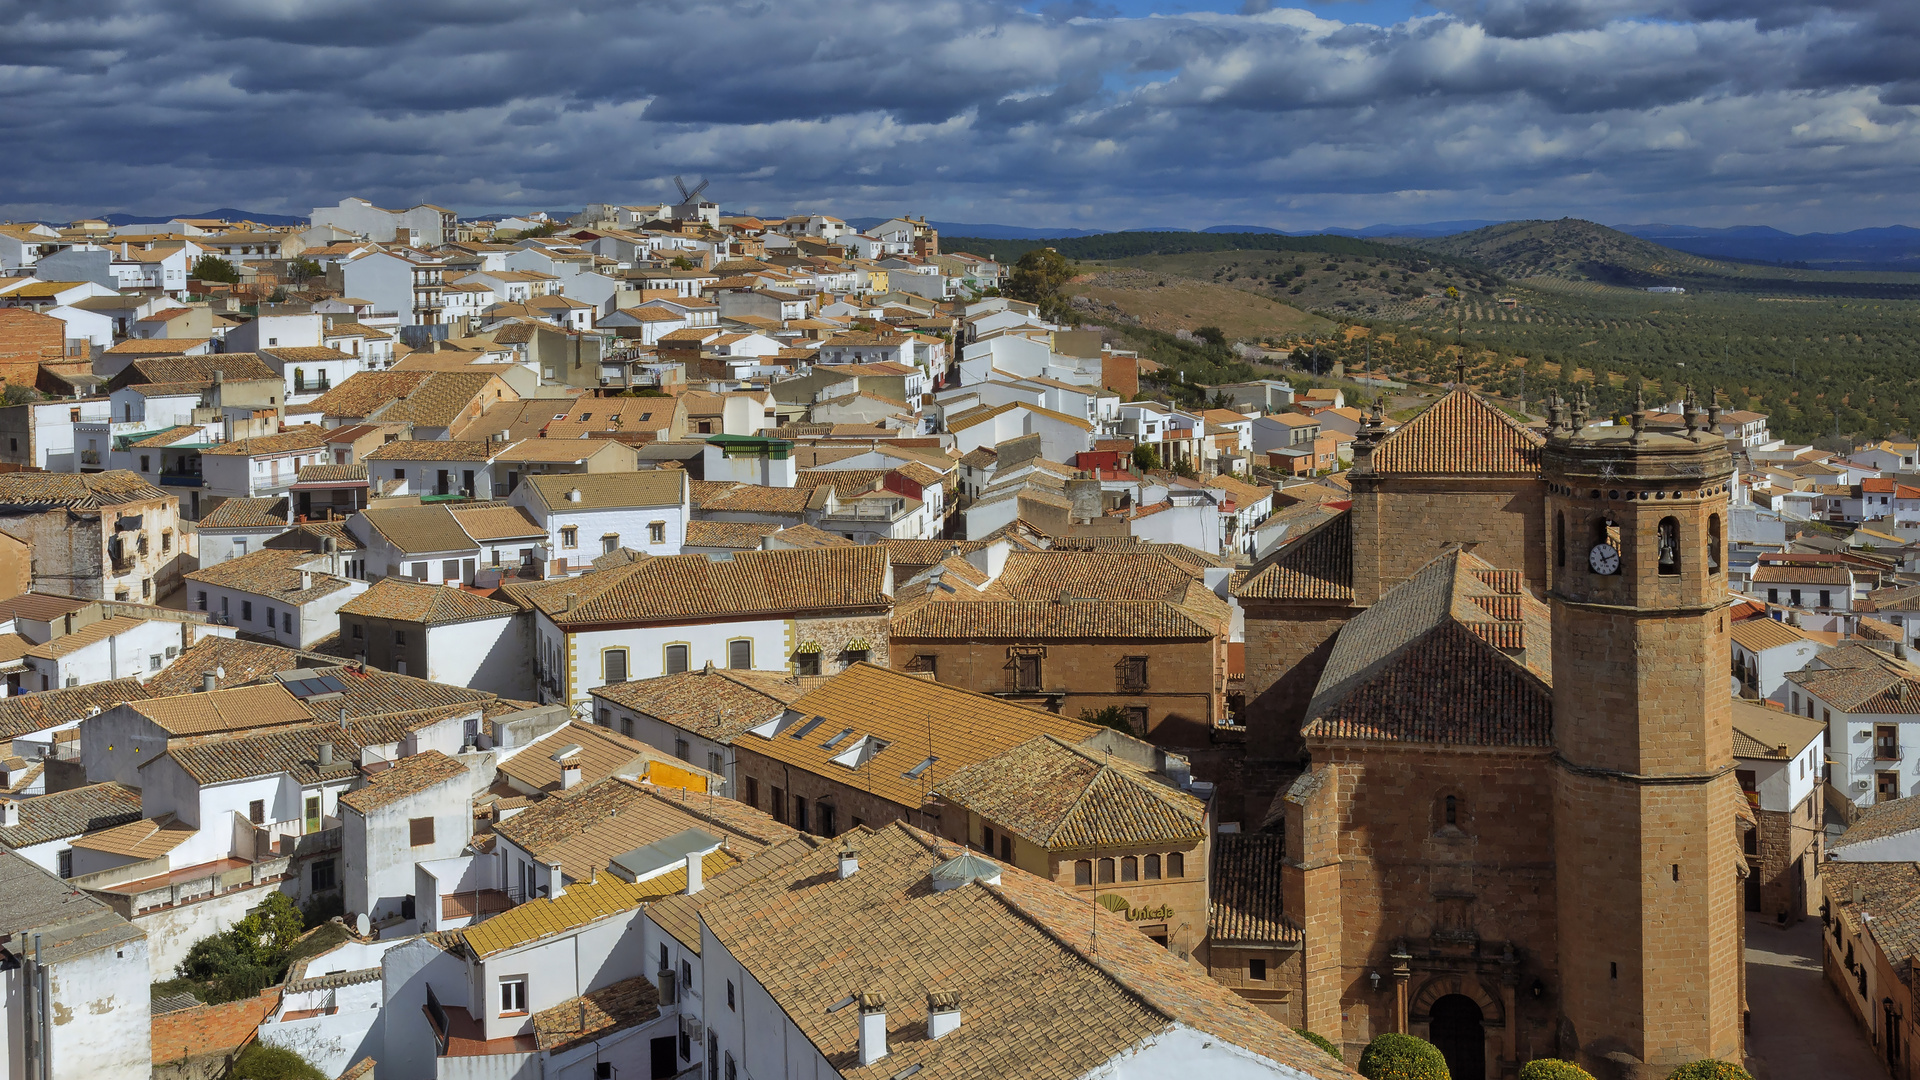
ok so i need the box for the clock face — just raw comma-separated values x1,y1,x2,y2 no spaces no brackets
1589,543,1621,576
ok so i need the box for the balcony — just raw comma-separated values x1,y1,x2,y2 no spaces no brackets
158,471,204,487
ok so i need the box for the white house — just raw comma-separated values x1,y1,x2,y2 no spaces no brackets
338,749,485,925
0,781,144,878
184,547,365,649
947,401,1093,465
1785,644,1920,806
509,470,689,578
1730,616,1824,704
199,427,334,502
257,937,413,1078
22,615,235,692
310,198,458,246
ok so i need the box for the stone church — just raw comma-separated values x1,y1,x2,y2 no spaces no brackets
1232,388,1748,1079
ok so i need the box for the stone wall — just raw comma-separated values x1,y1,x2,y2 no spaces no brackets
1207,944,1306,1026
794,611,892,674
1754,791,1821,921
1240,602,1354,765
1351,477,1547,606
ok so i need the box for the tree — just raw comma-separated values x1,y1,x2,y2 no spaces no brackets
1077,706,1137,735
1293,1029,1342,1060
191,255,239,283
1005,247,1074,319
232,891,305,965
1132,443,1162,472
229,1043,327,1080
1194,325,1227,348
1356,1032,1448,1080
286,257,323,284
1519,1062,1595,1080
1,384,42,405
671,255,694,270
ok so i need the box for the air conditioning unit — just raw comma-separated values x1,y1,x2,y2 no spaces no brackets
683,1018,705,1042
1855,779,1871,790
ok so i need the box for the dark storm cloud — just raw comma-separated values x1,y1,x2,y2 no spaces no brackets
0,0,1915,230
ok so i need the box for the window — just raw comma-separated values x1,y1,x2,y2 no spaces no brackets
1445,794,1458,826
560,527,578,549
1145,853,1161,879
818,803,836,836
1708,514,1722,574
1790,589,1803,607
674,737,690,761
1121,656,1148,690
1820,590,1832,609
982,825,995,853
1098,858,1115,884
409,817,435,846
442,559,459,581
395,629,408,646
744,777,759,809
249,799,265,825
1127,706,1148,733
57,849,72,879
1768,588,1779,604
727,980,736,1011
649,521,666,545
796,652,820,676
1013,653,1042,692
908,654,937,677
1878,726,1900,760
1000,834,1012,861
1880,771,1901,803
196,591,207,611
1656,516,1680,575
604,648,629,683
411,562,428,581
352,623,363,640
771,786,786,823
1074,859,1092,885
1121,856,1138,881
1249,958,1267,981
311,858,336,891
241,600,253,621
725,1054,737,1080
602,534,620,555
499,977,527,1016
140,455,149,472
621,716,634,737
846,645,870,665
665,644,689,674
708,751,723,777
1556,511,1566,568
727,640,752,670
793,796,808,833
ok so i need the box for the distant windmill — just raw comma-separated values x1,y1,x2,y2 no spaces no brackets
673,175,710,215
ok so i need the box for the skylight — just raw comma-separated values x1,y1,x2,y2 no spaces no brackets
820,728,855,750
790,715,828,739
902,756,937,779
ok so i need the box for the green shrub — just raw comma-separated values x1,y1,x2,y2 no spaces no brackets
1519,1061,1595,1080
170,892,310,1004
1357,1032,1449,1080
1666,1061,1753,1080
229,1043,326,1080
1294,1028,1342,1059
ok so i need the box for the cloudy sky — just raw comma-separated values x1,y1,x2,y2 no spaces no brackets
2,0,1916,232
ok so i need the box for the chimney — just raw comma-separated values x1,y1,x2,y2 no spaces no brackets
857,993,888,1065
926,990,961,1040
561,761,582,790
564,592,577,613
300,570,313,591
0,800,17,828
548,861,565,898
684,851,703,895
202,671,216,693
317,742,334,767
838,846,858,880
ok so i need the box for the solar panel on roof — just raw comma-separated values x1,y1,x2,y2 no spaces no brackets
284,676,348,699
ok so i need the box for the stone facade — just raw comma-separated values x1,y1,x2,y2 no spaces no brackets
731,739,941,838
887,634,1223,746
1750,795,1821,921
1240,602,1353,766
1209,944,1306,1025
792,611,891,675
1349,476,1547,606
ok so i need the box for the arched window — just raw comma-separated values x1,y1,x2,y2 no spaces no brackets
1144,854,1161,879
1708,514,1723,574
1657,516,1680,575
1445,794,1458,826
1556,512,1566,568
1074,860,1092,886
1167,852,1184,878
1121,856,1138,882
1098,858,1115,884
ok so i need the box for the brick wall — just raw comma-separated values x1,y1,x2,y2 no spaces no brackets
732,740,948,840
0,308,63,388
1753,790,1821,921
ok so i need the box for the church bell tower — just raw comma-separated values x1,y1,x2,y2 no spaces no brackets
1543,391,1744,1077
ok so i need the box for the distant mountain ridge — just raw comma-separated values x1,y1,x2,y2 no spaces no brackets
97,208,309,228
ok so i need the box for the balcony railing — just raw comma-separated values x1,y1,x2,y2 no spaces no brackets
159,473,204,487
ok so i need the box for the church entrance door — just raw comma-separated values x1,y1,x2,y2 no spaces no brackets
1429,994,1486,1079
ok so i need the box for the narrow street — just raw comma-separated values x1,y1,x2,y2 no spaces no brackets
1746,914,1889,1080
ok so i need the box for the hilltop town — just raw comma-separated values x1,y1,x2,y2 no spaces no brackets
0,201,1916,1080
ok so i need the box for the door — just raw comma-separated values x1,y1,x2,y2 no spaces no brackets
1745,864,1762,912
304,795,322,834
1428,995,1486,1080
436,469,449,495
651,1036,678,1079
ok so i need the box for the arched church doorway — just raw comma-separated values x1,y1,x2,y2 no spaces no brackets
1429,994,1486,1079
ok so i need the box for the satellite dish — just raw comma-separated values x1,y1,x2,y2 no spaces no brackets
354,912,370,937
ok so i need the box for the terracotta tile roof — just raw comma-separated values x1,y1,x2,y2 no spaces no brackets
699,822,1352,1080
683,520,780,549
590,668,803,744
161,709,462,786
1823,861,1920,970
372,371,504,428
1234,510,1354,602
691,481,818,514
496,721,665,796
364,439,493,462
746,664,1098,812
129,682,317,736
1730,617,1813,652
489,438,630,464
766,523,856,549
261,346,353,364
487,775,791,888
68,813,196,859
0,782,143,848
0,470,171,510
185,548,348,604
143,637,313,695
523,471,685,511
295,463,368,484
0,593,90,623
1788,663,1920,715
531,974,662,1054
200,428,330,456
336,749,468,814
0,632,34,666
358,504,475,555
337,577,516,625
1305,548,1552,746
1752,565,1852,586
513,546,890,628
197,496,288,530
1204,473,1273,505
303,371,433,419
986,551,1219,608
892,599,1218,640
1209,832,1301,946
105,337,211,356
0,679,151,741
1371,389,1543,476
463,848,734,958
23,616,150,660
935,736,1205,849
645,836,822,953
1728,699,1824,760
150,988,281,1066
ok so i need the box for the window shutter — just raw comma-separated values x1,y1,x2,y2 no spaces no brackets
410,817,435,846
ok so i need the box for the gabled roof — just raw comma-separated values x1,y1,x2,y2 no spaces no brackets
509,546,891,627
523,471,684,511
336,749,468,814
1728,699,1824,760
0,470,170,511
934,735,1205,850
0,679,151,741
0,782,143,848
1304,547,1552,746
590,667,803,744
1233,509,1354,602
1370,389,1543,476
128,682,317,736
337,578,517,625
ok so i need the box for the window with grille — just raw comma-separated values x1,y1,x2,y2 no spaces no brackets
665,644,689,674
728,640,752,670
1120,656,1148,690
